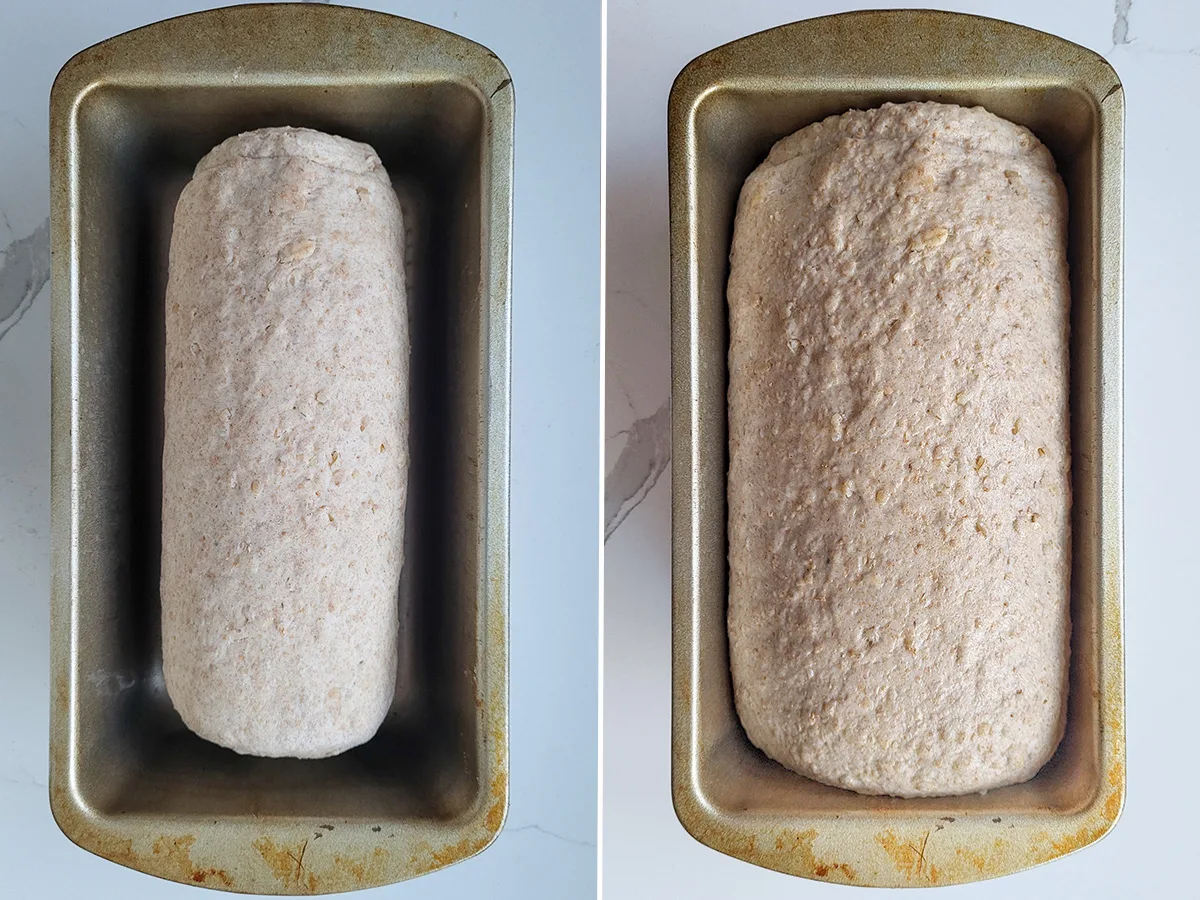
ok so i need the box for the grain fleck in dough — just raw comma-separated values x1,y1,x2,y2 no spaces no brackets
727,102,1071,797
161,127,408,758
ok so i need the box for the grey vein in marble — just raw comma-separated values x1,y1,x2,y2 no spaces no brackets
604,399,670,540
1106,1,1200,58
0,771,46,790
506,824,597,849
1113,0,1132,47
0,109,31,134
0,217,50,341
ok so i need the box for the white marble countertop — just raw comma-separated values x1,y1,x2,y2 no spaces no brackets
605,0,1198,896
0,1,598,897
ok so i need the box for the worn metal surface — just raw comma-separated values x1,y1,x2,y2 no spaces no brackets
49,3,512,893
669,10,1123,887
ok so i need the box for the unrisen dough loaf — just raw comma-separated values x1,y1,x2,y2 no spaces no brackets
727,102,1071,797
161,126,408,758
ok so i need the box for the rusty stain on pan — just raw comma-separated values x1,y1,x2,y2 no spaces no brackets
670,10,1123,887
153,835,235,888
49,3,512,893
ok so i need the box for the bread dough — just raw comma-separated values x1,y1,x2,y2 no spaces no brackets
161,127,408,758
727,102,1071,797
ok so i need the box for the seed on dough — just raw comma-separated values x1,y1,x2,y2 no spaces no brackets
278,238,316,263
909,226,949,251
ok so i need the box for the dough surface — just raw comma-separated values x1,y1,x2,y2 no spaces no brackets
161,126,408,758
727,102,1071,797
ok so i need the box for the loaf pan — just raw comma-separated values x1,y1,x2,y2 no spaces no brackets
669,10,1123,887
49,4,511,893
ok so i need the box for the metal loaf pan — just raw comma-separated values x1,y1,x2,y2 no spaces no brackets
669,10,1123,887
49,4,511,893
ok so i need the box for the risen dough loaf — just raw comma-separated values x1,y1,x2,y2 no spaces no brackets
727,102,1071,797
161,127,408,758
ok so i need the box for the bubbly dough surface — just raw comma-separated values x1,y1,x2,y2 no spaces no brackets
727,102,1071,797
162,126,408,758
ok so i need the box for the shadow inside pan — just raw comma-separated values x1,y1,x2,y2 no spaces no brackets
70,80,487,822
